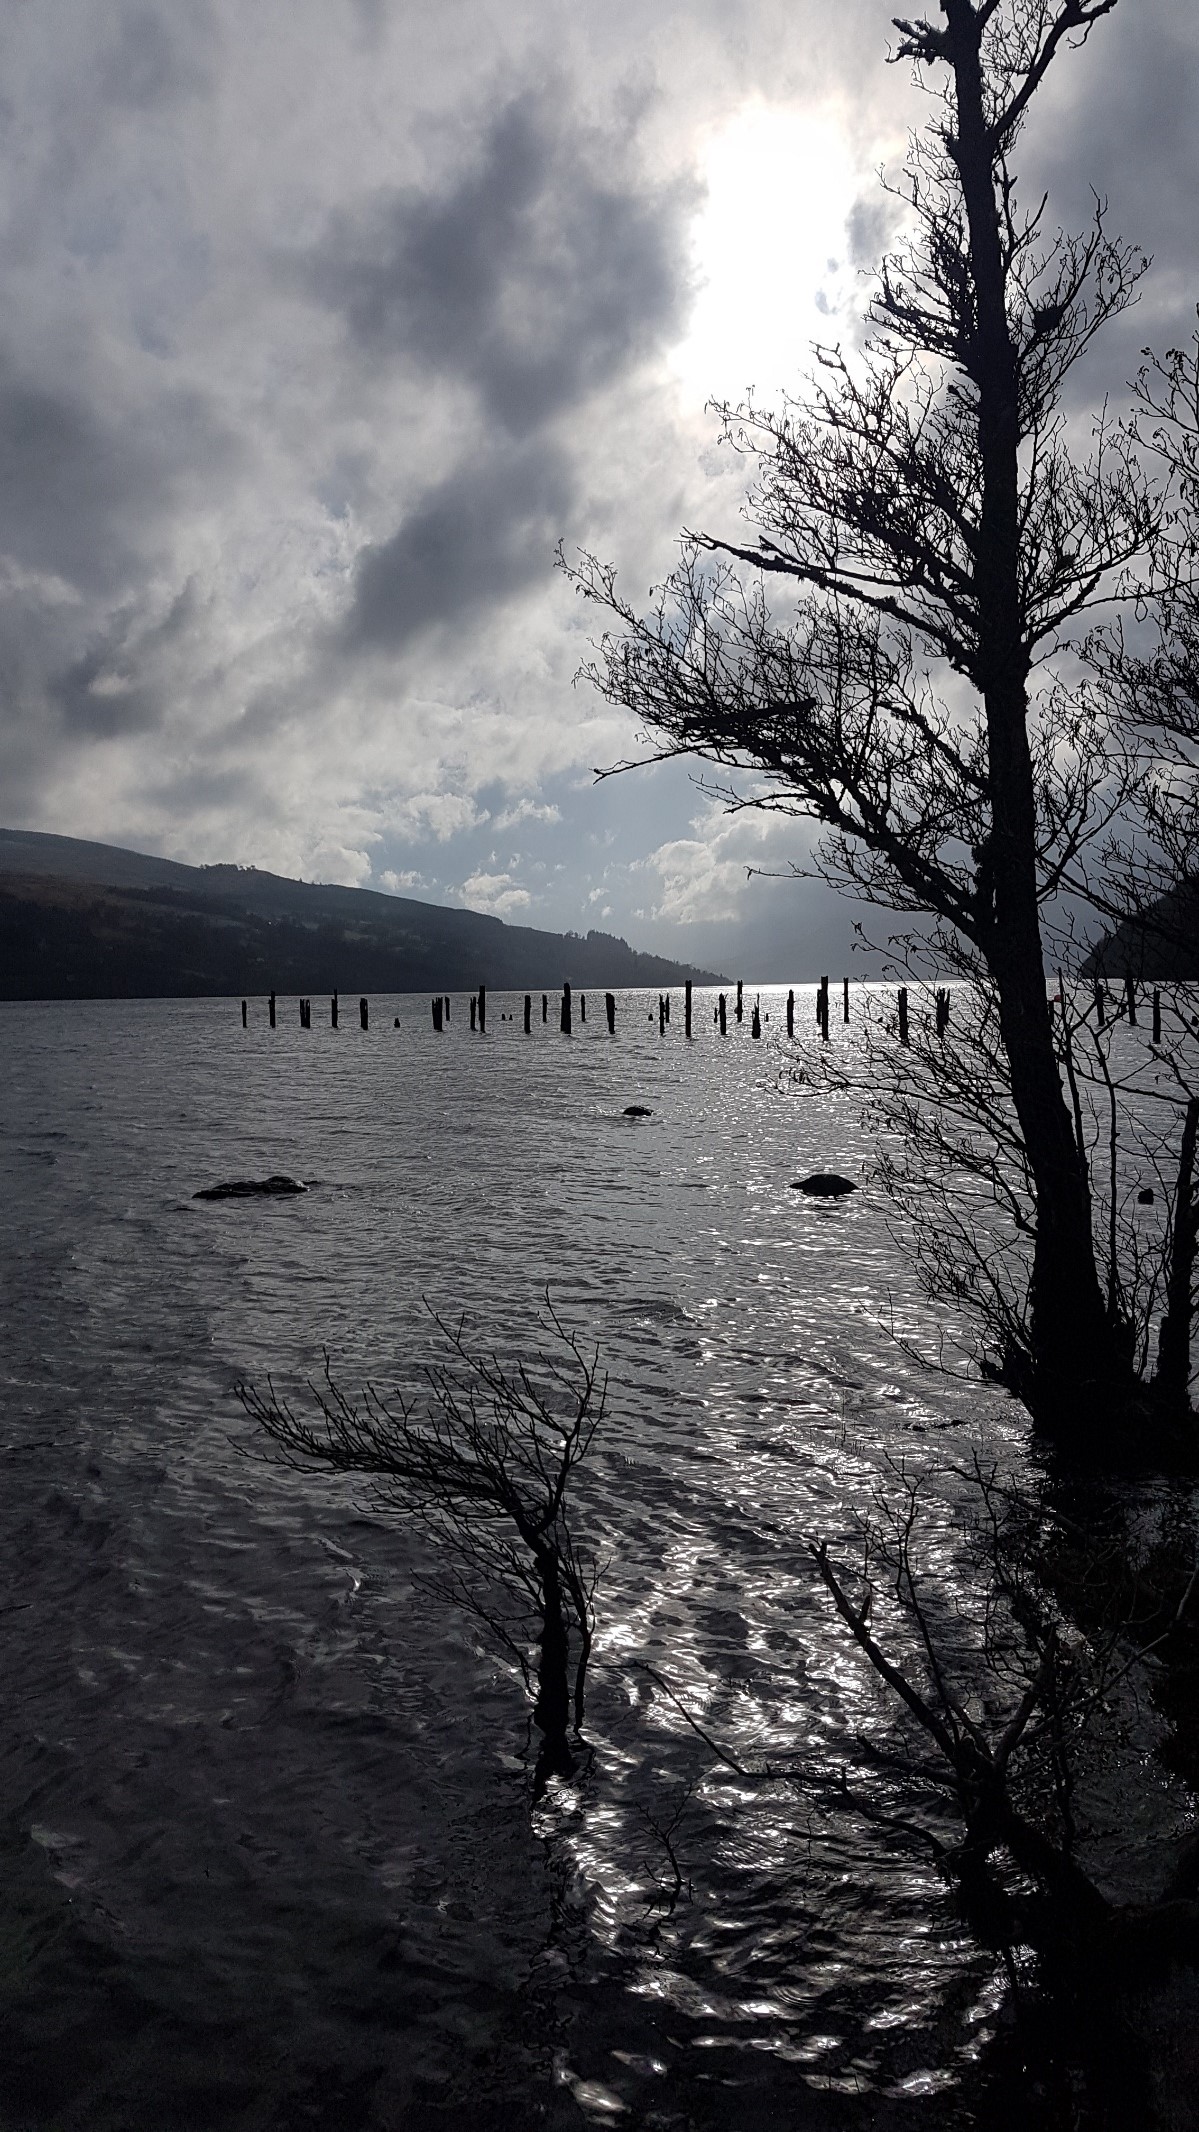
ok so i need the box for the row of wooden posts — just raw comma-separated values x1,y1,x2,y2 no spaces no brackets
239,974,1162,1045
238,975,870,1039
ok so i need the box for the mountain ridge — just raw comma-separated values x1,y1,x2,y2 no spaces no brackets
0,829,723,999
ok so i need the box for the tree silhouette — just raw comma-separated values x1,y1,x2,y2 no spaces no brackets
239,1296,605,1792
564,0,1186,1448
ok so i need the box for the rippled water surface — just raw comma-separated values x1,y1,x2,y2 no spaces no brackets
0,990,1064,2126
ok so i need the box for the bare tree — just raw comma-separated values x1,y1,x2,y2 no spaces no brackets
238,1297,605,1792
563,0,1184,1447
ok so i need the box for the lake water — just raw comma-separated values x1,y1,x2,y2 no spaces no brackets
0,988,1177,2128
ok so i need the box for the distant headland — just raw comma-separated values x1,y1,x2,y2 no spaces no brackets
0,829,722,1000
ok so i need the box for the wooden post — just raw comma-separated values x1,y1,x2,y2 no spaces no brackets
542,993,548,1023
1094,982,1105,1028
718,993,727,1036
241,998,247,1028
898,987,909,1046
658,994,666,1036
432,998,442,1030
685,980,692,1038
332,991,338,1028
1124,971,1137,1026
935,988,950,1037
819,977,829,1042
1153,988,1162,1044
751,998,761,1039
470,996,477,1030
561,983,572,1035
269,992,276,1029
478,985,487,1035
299,998,310,1029
843,977,850,1024
359,997,369,1031
579,993,586,1023
735,980,743,1023
605,991,615,1035
786,988,794,1038
524,994,532,1034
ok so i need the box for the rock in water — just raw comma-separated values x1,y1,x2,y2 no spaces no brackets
195,1175,308,1200
623,1105,653,1118
793,1172,856,1197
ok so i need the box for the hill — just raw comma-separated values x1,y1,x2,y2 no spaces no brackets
0,830,721,1000
1081,879,1199,984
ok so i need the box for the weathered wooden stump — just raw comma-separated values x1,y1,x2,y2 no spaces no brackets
605,991,615,1035
561,983,572,1035
658,994,666,1036
718,993,727,1036
269,992,276,1029
241,999,247,1028
478,985,487,1035
1153,988,1162,1044
751,998,761,1039
898,987,909,1046
818,977,829,1042
685,979,692,1038
470,997,477,1030
1124,971,1137,1026
580,993,586,1023
542,993,548,1024
735,980,743,1023
359,997,369,1031
1094,982,1106,1028
786,988,794,1038
524,994,532,1034
332,992,339,1029
299,998,311,1029
432,998,443,1031
935,988,950,1037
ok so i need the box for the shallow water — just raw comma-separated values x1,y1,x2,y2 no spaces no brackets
0,988,1181,2127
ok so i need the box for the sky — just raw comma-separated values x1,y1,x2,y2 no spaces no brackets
1,0,1197,979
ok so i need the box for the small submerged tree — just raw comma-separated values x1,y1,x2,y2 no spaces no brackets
239,1297,605,1791
563,0,1199,1448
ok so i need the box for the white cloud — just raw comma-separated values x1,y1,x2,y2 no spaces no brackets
379,866,430,892
636,807,799,922
493,796,562,830
392,791,492,841
459,867,533,915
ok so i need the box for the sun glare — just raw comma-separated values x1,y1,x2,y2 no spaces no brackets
672,102,860,407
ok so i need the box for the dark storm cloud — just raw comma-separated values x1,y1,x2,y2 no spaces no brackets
1029,9,1199,271
307,90,695,435
97,6,216,112
0,348,228,598
340,442,574,651
50,582,201,740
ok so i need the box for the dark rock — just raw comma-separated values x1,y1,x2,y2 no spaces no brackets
1138,1187,1155,1205
195,1174,308,1201
623,1105,653,1118
793,1172,856,1197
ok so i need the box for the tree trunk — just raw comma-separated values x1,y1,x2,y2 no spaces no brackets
948,3,1132,1430
532,1552,574,1782
1155,1095,1199,1416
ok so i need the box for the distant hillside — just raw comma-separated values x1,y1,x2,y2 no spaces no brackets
1081,878,1199,983
0,830,721,1000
